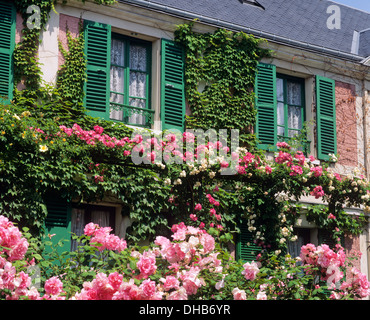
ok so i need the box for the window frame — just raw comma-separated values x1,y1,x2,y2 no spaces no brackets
276,73,306,141
110,33,152,127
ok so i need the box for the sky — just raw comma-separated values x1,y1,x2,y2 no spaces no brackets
332,0,370,13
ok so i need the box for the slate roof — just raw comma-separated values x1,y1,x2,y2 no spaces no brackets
119,0,370,60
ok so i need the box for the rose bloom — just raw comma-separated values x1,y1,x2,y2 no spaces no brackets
167,287,188,300
84,222,99,236
232,287,247,300
139,279,157,299
137,251,157,278
160,276,180,291
44,276,63,296
242,261,259,281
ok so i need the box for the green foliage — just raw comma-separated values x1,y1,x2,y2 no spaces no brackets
1,2,368,255
57,23,86,107
174,22,271,149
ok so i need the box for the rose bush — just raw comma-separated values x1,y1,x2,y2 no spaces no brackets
1,108,370,300
1,215,369,300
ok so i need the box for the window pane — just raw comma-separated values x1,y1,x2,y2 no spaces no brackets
288,129,300,138
287,81,301,105
110,66,124,95
130,44,147,71
288,105,302,130
110,66,125,121
129,98,146,125
71,208,85,251
277,126,285,136
91,209,110,228
111,39,125,67
288,228,310,260
277,102,284,126
129,98,146,109
129,71,146,99
276,78,284,102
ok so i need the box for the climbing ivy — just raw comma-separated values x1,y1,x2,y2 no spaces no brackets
174,22,270,149
12,0,116,106
57,22,86,108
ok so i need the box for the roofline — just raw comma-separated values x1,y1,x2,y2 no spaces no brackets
329,0,370,16
117,0,367,63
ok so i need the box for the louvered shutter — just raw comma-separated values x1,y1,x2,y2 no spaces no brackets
0,1,15,105
236,220,261,262
316,76,336,161
44,195,71,254
161,39,185,132
83,20,111,119
255,63,277,150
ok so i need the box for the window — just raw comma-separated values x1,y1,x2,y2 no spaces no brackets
255,63,336,160
110,34,152,127
287,228,310,259
44,193,118,253
71,205,116,251
276,75,305,140
83,21,186,131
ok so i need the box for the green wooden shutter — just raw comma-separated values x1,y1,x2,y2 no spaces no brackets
255,63,277,150
83,20,111,119
0,1,15,105
236,220,261,262
44,195,71,255
161,39,185,132
316,76,336,161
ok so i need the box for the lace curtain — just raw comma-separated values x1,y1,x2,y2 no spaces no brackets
110,39,125,121
110,39,147,125
276,78,302,137
287,81,302,137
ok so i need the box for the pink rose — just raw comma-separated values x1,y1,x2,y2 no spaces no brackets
161,276,180,291
84,222,99,236
140,279,157,299
310,185,325,199
93,125,104,134
200,233,215,254
44,276,63,296
242,261,259,281
232,287,247,300
137,251,157,278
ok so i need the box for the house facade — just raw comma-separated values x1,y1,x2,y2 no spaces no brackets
1,0,370,290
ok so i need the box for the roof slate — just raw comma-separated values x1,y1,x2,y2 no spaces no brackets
123,0,370,58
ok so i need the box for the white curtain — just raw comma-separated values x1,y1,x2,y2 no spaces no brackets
128,44,147,125
287,81,302,137
288,106,302,137
91,210,110,228
109,40,147,125
277,102,285,136
287,81,301,105
71,208,111,251
71,208,86,252
110,39,125,121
